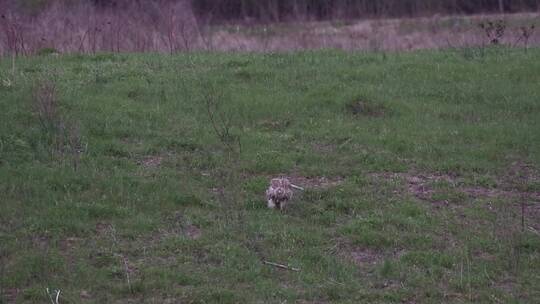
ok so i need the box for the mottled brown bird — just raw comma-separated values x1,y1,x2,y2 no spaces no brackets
265,177,303,210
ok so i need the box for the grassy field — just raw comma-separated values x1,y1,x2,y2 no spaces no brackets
1,48,539,303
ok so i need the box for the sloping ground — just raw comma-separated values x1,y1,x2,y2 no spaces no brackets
0,49,539,303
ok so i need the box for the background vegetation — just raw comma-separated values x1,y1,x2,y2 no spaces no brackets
191,0,540,22
1,0,539,55
6,0,540,21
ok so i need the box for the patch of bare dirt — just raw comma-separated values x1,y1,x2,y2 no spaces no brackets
95,222,111,236
346,99,389,118
288,175,344,189
350,248,383,266
501,161,540,191
369,172,454,203
2,288,20,304
495,278,518,297
31,235,51,250
80,290,91,299
185,225,202,240
256,119,290,131
312,143,336,154
404,173,453,202
332,239,403,269
59,237,82,252
523,202,540,231
462,187,539,200
151,213,203,241
370,166,540,204
138,155,163,168
370,166,540,232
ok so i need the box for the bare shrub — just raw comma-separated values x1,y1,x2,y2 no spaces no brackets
198,87,246,233
202,83,241,154
514,24,535,49
478,19,507,45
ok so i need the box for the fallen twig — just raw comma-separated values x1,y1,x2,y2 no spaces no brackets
338,137,352,149
263,261,300,272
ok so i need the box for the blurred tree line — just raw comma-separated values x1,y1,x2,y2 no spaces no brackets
192,0,540,22
8,0,540,22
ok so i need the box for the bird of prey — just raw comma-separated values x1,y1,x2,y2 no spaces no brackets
266,177,303,210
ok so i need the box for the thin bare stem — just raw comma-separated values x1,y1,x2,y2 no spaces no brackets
263,261,300,272
122,256,132,293
11,52,15,77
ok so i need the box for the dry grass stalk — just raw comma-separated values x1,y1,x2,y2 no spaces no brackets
34,78,59,132
33,77,84,164
263,260,300,272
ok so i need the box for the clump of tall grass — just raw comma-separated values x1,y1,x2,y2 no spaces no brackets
33,75,84,167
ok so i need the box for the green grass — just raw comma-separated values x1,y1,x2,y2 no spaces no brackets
1,48,539,303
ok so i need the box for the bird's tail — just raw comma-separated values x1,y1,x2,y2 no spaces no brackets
291,184,304,191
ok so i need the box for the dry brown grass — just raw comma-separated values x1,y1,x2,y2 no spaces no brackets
1,0,538,56
0,0,203,55
212,13,540,52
